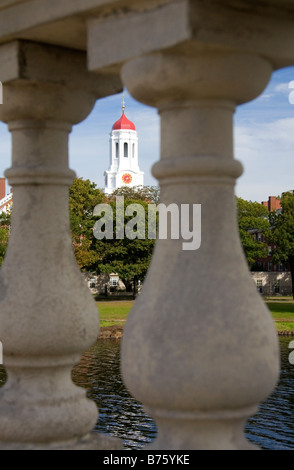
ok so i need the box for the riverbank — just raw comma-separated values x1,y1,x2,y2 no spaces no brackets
275,329,294,336
98,325,294,338
98,325,124,339
97,297,294,338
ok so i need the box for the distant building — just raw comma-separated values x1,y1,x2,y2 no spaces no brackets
84,272,141,297
104,101,144,195
261,191,294,213
84,272,125,295
251,192,293,295
252,271,292,296
249,227,288,273
261,195,281,212
0,178,12,214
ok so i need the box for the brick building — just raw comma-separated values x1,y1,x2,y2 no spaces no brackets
251,193,292,295
0,178,13,214
261,195,281,212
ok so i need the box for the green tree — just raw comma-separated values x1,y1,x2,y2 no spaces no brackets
0,212,11,267
69,178,159,294
270,191,294,298
68,179,156,295
69,177,106,270
111,185,160,204
237,197,270,269
93,197,155,297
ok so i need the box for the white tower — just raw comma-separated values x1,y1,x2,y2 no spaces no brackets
104,101,144,195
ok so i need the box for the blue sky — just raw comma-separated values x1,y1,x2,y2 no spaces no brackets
0,65,294,203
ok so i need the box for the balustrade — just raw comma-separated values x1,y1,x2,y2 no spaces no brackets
0,0,293,451
0,41,122,449
120,51,280,449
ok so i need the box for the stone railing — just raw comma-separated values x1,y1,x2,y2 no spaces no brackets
0,0,293,450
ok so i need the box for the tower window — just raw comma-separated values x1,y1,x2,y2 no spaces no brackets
132,143,135,158
115,142,119,159
124,142,128,158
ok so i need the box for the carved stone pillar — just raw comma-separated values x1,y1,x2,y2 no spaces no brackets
121,52,280,449
0,41,122,449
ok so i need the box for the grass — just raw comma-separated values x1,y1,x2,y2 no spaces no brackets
264,296,294,302
273,322,294,332
265,303,294,319
265,297,294,333
96,297,294,333
97,300,133,327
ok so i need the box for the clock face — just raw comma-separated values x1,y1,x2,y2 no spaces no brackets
122,173,132,184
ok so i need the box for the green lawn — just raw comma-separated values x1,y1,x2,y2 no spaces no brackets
96,298,294,333
97,301,133,327
265,296,294,302
266,302,294,318
265,298,294,333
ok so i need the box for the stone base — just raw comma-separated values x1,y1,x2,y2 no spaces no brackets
0,432,122,450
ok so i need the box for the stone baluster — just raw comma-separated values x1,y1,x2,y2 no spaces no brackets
120,51,280,449
0,41,122,449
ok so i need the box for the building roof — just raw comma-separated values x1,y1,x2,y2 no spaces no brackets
112,109,135,131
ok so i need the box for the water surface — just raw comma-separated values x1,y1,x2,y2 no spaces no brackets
71,336,294,450
0,337,293,449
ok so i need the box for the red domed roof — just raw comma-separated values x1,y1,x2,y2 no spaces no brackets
112,109,136,131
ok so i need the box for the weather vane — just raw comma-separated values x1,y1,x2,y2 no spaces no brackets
122,91,125,110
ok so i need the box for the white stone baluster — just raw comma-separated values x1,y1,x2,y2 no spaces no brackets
0,41,122,450
121,51,280,450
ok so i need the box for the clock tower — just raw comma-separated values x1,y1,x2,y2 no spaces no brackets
104,100,144,195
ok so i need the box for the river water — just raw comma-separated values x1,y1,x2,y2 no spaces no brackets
0,337,293,449
72,336,294,450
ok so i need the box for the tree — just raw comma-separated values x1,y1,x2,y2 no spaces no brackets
68,179,156,296
0,212,11,267
69,177,106,219
270,191,294,298
69,178,106,270
237,197,270,269
111,185,160,204
93,197,155,297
